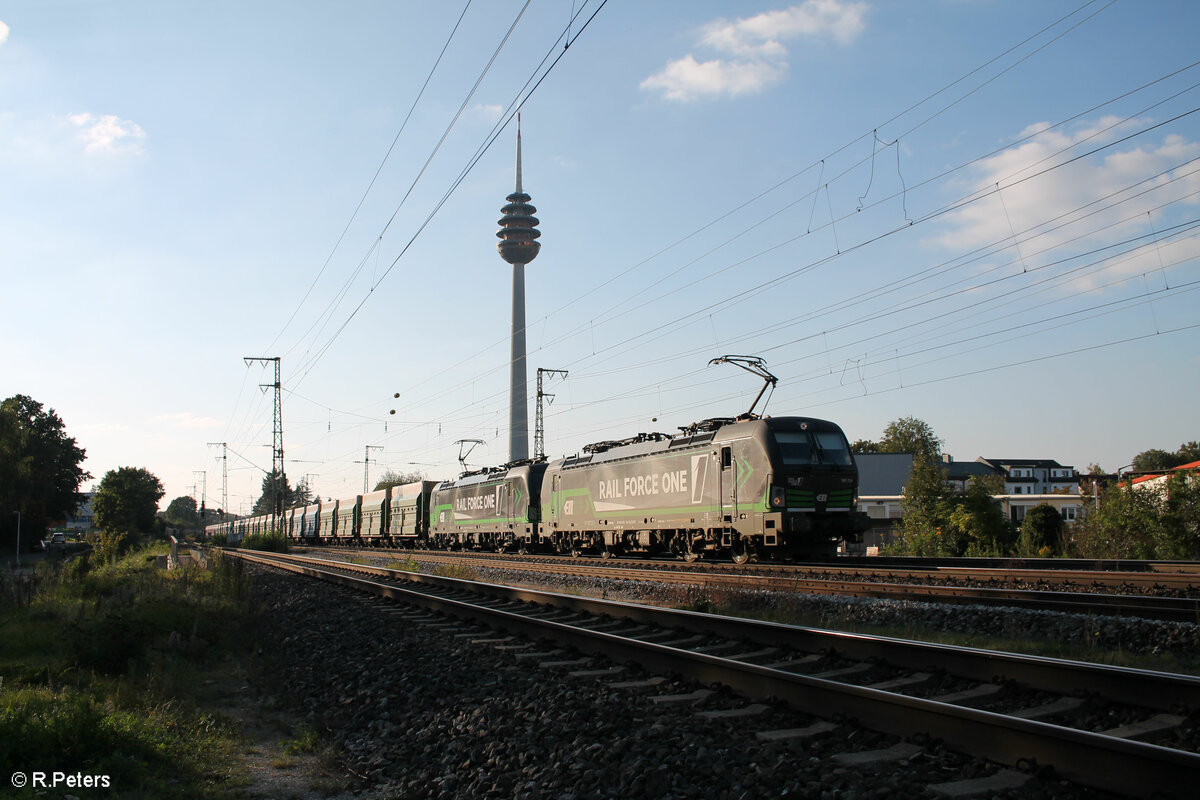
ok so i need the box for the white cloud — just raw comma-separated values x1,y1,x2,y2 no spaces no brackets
471,103,504,123
640,55,787,102
701,0,867,55
66,112,146,156
935,117,1200,288
641,1,868,102
0,20,10,47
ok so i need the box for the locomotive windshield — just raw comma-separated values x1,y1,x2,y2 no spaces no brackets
775,430,853,467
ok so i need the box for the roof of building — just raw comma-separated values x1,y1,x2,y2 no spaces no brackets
945,461,1005,481
977,457,1070,470
1128,460,1200,486
855,453,914,496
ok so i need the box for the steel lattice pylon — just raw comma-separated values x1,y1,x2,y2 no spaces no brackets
245,356,284,532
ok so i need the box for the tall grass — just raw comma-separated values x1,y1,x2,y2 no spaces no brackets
241,532,289,552
0,544,261,798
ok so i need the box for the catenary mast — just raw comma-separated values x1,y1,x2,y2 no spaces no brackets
495,116,542,462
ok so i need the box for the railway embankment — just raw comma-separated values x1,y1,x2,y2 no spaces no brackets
354,553,1200,669
248,563,1140,799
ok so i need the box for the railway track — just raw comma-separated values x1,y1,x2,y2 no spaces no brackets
300,546,1200,622
228,548,1200,798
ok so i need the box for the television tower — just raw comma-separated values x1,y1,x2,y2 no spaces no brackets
496,115,541,462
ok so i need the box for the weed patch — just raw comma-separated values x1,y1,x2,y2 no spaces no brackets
1,544,266,798
433,562,481,581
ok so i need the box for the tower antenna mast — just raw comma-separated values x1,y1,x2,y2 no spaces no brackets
496,114,542,462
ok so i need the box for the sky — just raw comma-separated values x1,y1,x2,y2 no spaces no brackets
2,0,1198,517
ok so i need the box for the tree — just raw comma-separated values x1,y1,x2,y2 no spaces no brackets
1158,472,1200,558
373,468,425,492
251,470,311,515
292,476,315,508
93,467,164,535
162,495,199,528
1131,442,1200,472
0,394,90,553
892,463,1014,557
892,454,954,555
1017,503,1065,556
1132,448,1176,472
879,416,942,459
849,439,881,454
946,475,1014,556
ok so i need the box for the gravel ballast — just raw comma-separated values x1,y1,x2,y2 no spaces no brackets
411,559,1200,660
249,565,1122,799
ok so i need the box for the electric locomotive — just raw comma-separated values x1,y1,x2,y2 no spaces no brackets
542,415,868,561
429,462,546,551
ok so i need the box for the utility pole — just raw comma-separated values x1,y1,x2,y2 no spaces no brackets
245,356,284,532
193,470,207,524
207,442,228,518
535,368,568,459
362,445,383,493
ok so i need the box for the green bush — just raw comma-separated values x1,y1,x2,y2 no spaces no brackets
0,543,257,797
94,529,140,562
1017,503,1065,556
1069,475,1200,558
888,467,1014,556
241,532,289,552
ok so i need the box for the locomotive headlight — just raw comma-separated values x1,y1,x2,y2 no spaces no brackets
770,485,787,508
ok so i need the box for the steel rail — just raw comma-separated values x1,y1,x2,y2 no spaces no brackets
240,549,1200,708
304,544,1200,591
308,547,1200,622
230,549,1200,797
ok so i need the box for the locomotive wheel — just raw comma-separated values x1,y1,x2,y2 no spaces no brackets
730,537,754,565
681,549,700,563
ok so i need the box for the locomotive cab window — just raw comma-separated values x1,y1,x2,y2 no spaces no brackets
776,431,853,467
813,431,852,466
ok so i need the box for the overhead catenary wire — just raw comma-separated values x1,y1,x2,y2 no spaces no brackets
264,0,477,358
218,3,1200,506
286,0,609,390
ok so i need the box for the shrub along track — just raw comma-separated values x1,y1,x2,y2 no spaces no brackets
230,548,1200,799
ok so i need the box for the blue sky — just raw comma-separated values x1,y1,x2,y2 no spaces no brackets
2,1,1198,515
